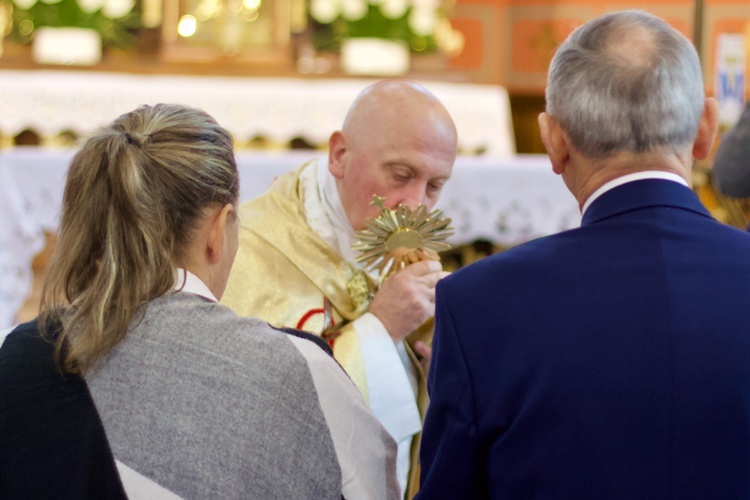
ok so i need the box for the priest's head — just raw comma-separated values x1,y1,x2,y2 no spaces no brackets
327,80,458,231
538,10,718,208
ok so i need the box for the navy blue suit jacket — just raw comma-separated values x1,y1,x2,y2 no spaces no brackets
418,179,750,499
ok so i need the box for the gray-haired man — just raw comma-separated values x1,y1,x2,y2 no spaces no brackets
418,10,750,498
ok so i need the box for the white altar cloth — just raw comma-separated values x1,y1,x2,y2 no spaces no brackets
0,70,515,157
0,148,581,328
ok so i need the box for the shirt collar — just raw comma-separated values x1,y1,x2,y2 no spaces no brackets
581,171,689,217
174,268,218,303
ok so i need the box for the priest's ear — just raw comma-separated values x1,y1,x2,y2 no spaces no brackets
328,131,348,179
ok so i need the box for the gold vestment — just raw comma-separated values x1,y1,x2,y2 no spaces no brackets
222,162,429,498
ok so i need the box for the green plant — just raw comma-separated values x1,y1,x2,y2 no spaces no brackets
309,0,462,55
9,0,140,48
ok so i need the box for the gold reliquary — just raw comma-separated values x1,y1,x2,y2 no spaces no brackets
353,194,454,277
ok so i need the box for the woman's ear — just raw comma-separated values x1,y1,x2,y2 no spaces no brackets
206,204,234,265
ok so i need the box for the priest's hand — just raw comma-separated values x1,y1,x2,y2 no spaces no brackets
369,260,449,342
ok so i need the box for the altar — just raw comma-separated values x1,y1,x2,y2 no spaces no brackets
0,70,515,156
0,148,581,328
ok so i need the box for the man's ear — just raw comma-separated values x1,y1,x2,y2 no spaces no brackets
206,204,233,265
692,97,719,161
328,130,347,179
538,112,570,175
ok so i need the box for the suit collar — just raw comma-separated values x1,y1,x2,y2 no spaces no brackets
581,171,688,215
581,178,712,226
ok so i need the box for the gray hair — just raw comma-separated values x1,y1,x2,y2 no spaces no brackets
545,10,704,158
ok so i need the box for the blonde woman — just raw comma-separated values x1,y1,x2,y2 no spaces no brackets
0,104,398,499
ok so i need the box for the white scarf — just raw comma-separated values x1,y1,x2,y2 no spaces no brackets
302,159,361,265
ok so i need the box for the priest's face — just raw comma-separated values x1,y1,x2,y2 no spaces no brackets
328,115,456,231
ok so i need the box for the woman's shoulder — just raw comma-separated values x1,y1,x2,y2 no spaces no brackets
0,318,59,359
142,292,311,371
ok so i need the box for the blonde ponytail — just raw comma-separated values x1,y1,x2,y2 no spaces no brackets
40,104,238,374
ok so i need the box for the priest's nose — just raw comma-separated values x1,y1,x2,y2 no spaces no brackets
395,184,428,210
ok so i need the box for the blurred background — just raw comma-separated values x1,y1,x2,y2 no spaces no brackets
1,0,747,151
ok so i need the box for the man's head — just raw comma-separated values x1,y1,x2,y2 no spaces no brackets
328,80,458,231
546,10,705,158
539,10,718,197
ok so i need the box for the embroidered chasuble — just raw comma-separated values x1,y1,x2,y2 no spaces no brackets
223,162,374,394
221,161,429,499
